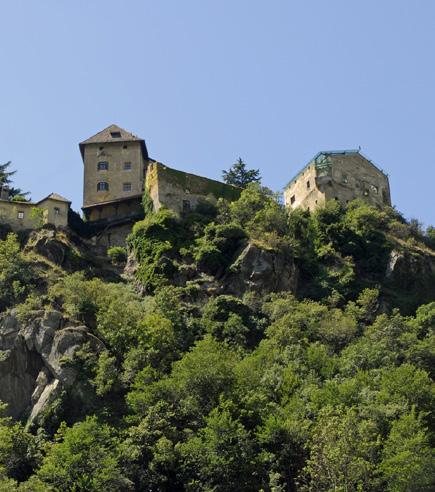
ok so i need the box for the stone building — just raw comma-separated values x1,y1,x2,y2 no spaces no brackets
80,125,241,248
284,150,391,211
80,124,148,223
0,188,70,231
146,161,240,214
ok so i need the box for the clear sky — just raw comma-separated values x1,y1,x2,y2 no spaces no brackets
1,1,434,225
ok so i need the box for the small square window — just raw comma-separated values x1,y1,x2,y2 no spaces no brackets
110,131,121,138
290,195,296,205
123,182,132,192
124,162,132,171
54,207,60,215
97,182,109,191
97,161,109,171
17,211,24,219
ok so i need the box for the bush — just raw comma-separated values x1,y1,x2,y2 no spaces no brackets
192,223,246,275
0,233,33,311
128,209,183,292
107,246,127,264
37,417,131,491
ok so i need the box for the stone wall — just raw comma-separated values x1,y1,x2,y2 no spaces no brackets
93,222,137,249
146,161,241,214
324,153,391,207
284,164,325,211
285,152,391,211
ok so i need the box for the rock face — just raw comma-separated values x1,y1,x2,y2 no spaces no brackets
0,310,104,427
222,242,298,297
384,247,435,312
386,249,435,283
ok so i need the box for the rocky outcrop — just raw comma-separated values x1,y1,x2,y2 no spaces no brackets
383,247,435,312
222,242,298,297
0,310,104,427
386,248,435,283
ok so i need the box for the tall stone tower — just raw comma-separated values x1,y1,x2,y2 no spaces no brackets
284,150,391,212
79,124,148,222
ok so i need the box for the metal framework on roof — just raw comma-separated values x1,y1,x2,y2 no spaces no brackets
284,149,387,190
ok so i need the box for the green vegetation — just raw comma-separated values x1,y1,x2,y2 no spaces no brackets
107,246,127,264
0,162,29,199
222,157,261,188
0,188,434,491
154,162,241,201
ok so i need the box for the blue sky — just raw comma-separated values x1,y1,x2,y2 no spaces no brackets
1,1,434,225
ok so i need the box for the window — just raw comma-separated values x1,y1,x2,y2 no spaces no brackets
123,145,128,149
370,184,378,194
290,195,296,205
97,161,109,171
123,182,132,192
342,174,348,184
54,207,60,215
97,182,109,191
306,180,310,189
182,200,191,213
110,131,121,138
17,211,24,219
123,162,132,171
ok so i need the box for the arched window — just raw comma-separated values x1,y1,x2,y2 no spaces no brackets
97,182,109,191
97,161,109,171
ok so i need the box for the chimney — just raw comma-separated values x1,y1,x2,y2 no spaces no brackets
0,186,10,200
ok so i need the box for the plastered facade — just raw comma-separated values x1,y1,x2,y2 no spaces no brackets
0,196,70,231
82,141,147,208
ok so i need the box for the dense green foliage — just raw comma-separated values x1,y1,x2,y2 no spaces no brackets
222,157,261,188
0,189,434,491
0,161,29,199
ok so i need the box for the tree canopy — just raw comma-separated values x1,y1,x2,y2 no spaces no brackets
0,162,29,199
0,191,434,491
222,157,261,188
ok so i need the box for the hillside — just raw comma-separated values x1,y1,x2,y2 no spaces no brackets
0,185,434,491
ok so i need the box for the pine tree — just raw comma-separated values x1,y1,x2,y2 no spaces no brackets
0,161,29,199
222,158,261,188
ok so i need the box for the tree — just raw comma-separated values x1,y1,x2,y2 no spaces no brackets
0,403,40,482
0,233,33,311
379,409,434,492
222,158,261,188
0,162,28,199
299,406,379,491
37,417,131,491
179,407,262,492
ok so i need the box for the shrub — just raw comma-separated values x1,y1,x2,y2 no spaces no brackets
107,246,127,264
128,209,183,292
192,223,246,275
0,233,33,311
